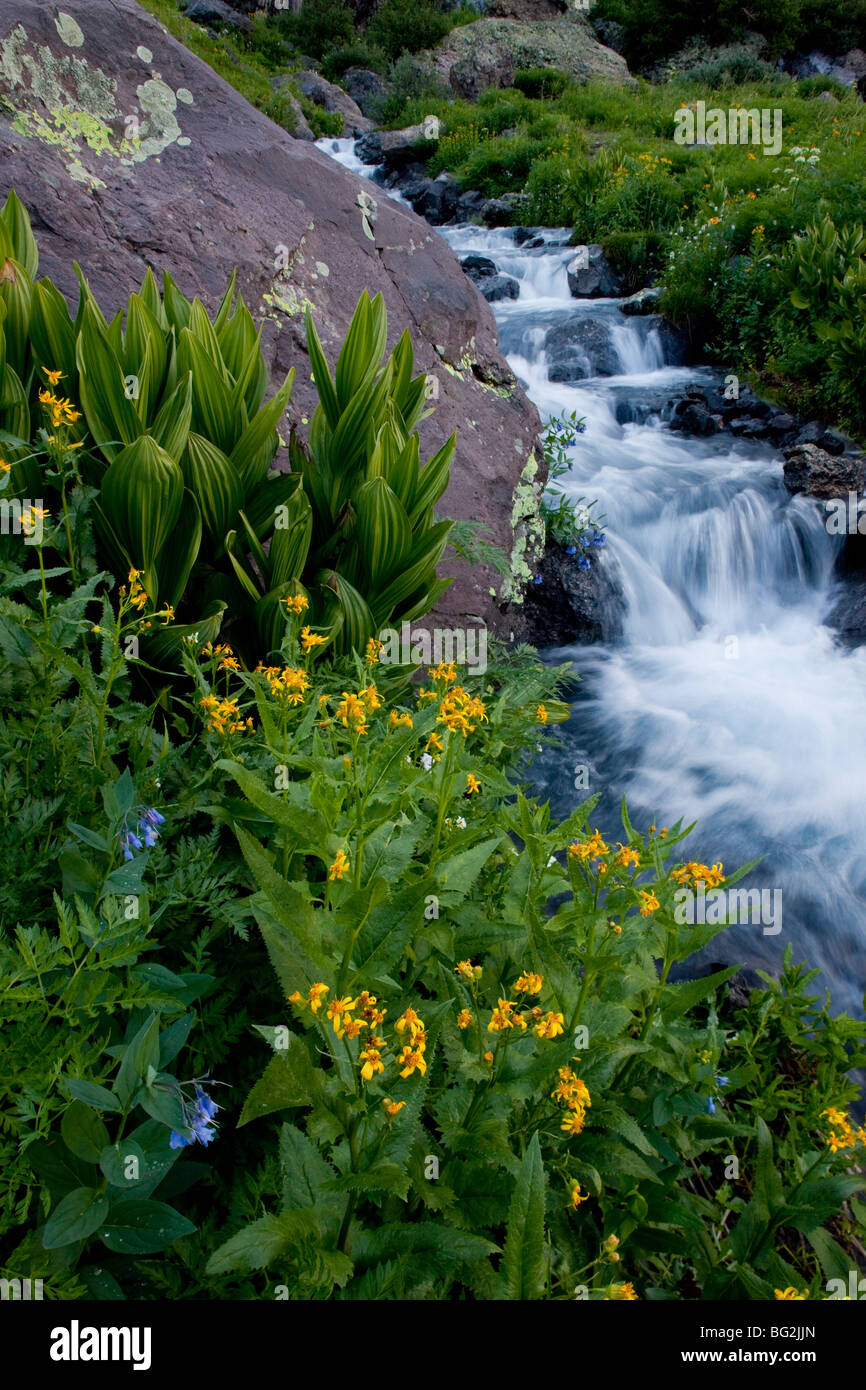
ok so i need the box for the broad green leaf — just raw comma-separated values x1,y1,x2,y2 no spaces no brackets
43,1187,110,1250
499,1131,547,1300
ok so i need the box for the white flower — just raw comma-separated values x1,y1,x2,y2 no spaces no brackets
456,816,467,829
421,752,434,771
547,855,557,866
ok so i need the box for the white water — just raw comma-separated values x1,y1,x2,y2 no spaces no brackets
321,146,866,1012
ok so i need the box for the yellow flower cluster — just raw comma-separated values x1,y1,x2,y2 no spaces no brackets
333,684,382,735
200,693,253,735
488,998,528,1033
255,663,310,705
38,379,82,429
552,1064,591,1135
437,685,487,737
119,568,148,613
465,773,481,795
604,1282,638,1300
290,985,426,1087
455,959,482,982
774,1287,808,1301
388,709,413,730
514,972,543,995
365,637,383,664
300,625,327,653
281,594,309,615
671,861,725,888
328,848,350,880
202,641,240,672
639,890,660,917
822,1106,866,1154
536,704,548,724
568,830,609,864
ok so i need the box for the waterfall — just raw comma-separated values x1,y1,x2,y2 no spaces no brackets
319,143,866,1014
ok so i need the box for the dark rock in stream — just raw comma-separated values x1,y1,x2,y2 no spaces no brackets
516,540,625,646
782,443,865,499
545,317,621,381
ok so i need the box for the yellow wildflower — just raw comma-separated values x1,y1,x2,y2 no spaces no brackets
281,594,309,615
465,773,481,795
639,891,660,917
308,982,329,1013
328,849,350,881
457,1009,472,1029
383,1098,405,1117
300,625,327,653
514,972,543,995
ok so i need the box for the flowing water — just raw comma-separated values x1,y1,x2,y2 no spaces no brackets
320,138,866,1014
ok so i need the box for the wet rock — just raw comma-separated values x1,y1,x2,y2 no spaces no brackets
544,318,621,381
518,540,625,646
461,254,498,283
619,286,662,315
566,244,624,298
456,189,486,220
826,577,866,648
782,444,866,499
294,71,373,136
675,401,717,436
407,175,460,225
355,120,439,171
342,68,390,118
1,0,542,638
481,273,520,302
482,193,528,226
729,415,769,437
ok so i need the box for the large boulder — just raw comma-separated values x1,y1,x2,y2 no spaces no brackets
427,11,634,100
566,244,623,298
355,120,441,171
782,444,865,499
293,70,373,136
182,0,252,32
342,67,390,119
0,0,542,633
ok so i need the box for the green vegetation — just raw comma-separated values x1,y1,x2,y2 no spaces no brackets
594,0,866,70
411,75,866,435
2,188,866,1301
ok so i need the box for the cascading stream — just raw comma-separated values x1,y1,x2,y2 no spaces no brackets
319,139,866,1013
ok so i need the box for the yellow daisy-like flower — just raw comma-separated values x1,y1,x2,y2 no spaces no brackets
359,1044,385,1081
561,1109,587,1136
336,691,369,734
569,1182,588,1209
457,1009,472,1029
514,972,543,995
328,848,350,881
326,994,358,1037
639,891,660,917
774,1288,808,1301
455,959,482,982
308,982,329,1013
397,1045,427,1079
41,366,65,385
365,637,383,664
300,625,327,653
383,1098,405,1117
429,660,457,685
281,594,309,615
605,1283,638,1301
465,773,482,795
614,843,640,869
533,1010,565,1040
483,1050,494,1064
536,703,548,724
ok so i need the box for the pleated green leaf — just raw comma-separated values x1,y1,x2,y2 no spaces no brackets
155,488,202,610
182,432,243,549
0,257,32,378
229,368,294,494
335,290,387,408
355,476,411,590
150,371,192,462
177,326,241,454
318,569,375,655
408,432,456,527
243,470,301,540
371,518,453,621
75,302,143,461
269,486,313,588
1,190,38,280
29,278,77,386
100,435,185,597
304,307,341,430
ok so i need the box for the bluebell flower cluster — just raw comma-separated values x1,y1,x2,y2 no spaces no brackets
170,1083,221,1150
118,806,165,861
707,1075,729,1114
